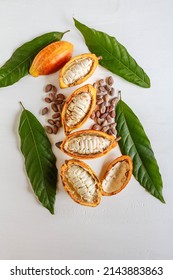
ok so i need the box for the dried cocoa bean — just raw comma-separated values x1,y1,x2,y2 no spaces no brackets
45,84,52,92
110,110,115,118
92,124,101,130
41,107,48,115
48,119,55,125
45,125,53,134
96,99,104,105
56,93,65,100
45,97,52,103
90,111,96,119
96,110,101,118
109,88,115,96
106,115,113,123
107,76,114,86
52,112,61,119
51,103,58,112
53,125,59,134
111,98,117,106
101,126,109,132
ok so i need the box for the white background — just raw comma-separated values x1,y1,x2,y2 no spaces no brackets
0,0,173,260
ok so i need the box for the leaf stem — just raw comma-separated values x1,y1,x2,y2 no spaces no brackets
19,101,25,110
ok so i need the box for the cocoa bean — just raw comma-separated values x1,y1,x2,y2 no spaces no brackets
45,126,53,134
48,119,55,125
106,115,113,123
90,111,96,119
52,85,57,94
96,110,101,118
101,126,109,132
45,84,52,92
52,112,61,119
110,110,115,118
45,97,52,103
111,97,117,106
53,125,59,134
92,124,101,130
56,93,65,100
51,103,58,112
41,107,48,115
107,76,114,86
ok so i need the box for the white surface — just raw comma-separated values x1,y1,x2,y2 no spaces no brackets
0,0,173,260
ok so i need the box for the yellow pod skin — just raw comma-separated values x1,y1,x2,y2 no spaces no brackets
61,159,102,207
29,41,74,77
59,53,100,88
56,129,117,159
101,155,133,196
61,84,96,135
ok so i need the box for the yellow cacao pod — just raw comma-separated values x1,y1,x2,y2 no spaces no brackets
29,41,74,77
56,129,117,159
59,53,100,88
61,159,102,207
101,155,133,196
61,84,96,135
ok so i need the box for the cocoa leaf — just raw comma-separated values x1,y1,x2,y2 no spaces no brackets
18,103,58,214
74,18,150,88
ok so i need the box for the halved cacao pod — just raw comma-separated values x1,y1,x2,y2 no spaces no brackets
101,155,133,196
61,159,102,207
56,129,117,159
59,53,100,88
29,41,73,77
61,84,96,135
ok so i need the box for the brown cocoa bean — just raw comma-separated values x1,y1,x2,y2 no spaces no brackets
98,86,106,92
56,93,65,100
107,76,114,86
52,85,57,94
106,115,113,123
100,112,108,119
96,110,101,118
90,111,96,119
102,119,108,126
52,112,61,119
111,97,117,105
110,110,115,118
45,126,53,134
109,87,115,96
100,104,106,114
108,105,114,112
54,98,63,104
45,84,52,92
53,125,59,134
44,97,52,103
98,79,104,86
103,94,109,103
92,124,101,130
48,119,55,125
104,84,111,92
55,121,61,127
101,126,109,132
41,107,48,115
96,99,104,105
51,103,58,112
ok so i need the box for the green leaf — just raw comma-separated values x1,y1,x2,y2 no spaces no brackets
0,30,69,88
115,99,164,203
74,18,150,88
18,103,58,214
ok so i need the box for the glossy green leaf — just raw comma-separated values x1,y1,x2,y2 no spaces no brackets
18,104,58,214
115,99,164,203
74,18,150,88
0,30,69,88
